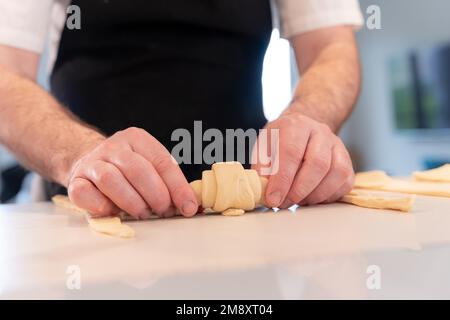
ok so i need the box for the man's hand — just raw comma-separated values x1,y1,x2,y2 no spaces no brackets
67,127,199,219
253,111,354,208
252,25,360,208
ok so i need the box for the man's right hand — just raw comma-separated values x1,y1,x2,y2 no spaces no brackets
66,127,199,219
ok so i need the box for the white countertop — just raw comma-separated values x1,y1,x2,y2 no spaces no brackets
1,196,450,299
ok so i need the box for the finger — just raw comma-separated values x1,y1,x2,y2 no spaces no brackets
279,198,296,209
301,142,353,205
68,177,120,217
326,172,355,203
286,130,332,204
125,128,199,217
105,149,171,216
264,124,310,208
83,159,152,219
161,205,179,218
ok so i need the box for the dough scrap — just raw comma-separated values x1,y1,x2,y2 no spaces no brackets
354,170,450,198
189,162,268,215
413,164,450,183
52,195,135,238
52,195,86,214
340,190,415,212
87,216,135,238
354,171,392,188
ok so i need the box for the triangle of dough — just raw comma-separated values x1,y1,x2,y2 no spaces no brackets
413,164,450,183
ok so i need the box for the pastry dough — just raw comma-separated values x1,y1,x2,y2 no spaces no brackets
86,216,135,238
52,195,86,214
354,171,450,198
52,195,135,238
340,190,415,212
189,162,268,216
222,208,246,216
413,164,450,183
354,171,392,188
191,162,419,214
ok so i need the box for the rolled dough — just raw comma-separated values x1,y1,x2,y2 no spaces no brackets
52,195,135,238
189,162,268,216
222,208,246,216
340,190,415,212
413,164,450,183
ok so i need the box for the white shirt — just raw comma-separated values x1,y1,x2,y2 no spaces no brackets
0,0,363,71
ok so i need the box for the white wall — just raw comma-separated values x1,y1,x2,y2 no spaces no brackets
342,0,450,175
262,29,293,121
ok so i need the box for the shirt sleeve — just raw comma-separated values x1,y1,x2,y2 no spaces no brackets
0,0,54,53
275,0,364,39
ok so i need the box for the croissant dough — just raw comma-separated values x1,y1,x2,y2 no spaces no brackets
52,194,87,214
87,216,135,238
340,190,415,212
189,162,268,215
52,195,135,238
354,171,450,198
413,164,450,183
354,171,392,189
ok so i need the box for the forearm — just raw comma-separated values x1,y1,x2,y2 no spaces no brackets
0,65,105,186
285,38,361,132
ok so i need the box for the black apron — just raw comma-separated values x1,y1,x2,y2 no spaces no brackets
48,0,272,197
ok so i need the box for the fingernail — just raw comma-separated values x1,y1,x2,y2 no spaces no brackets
182,200,197,216
268,191,282,207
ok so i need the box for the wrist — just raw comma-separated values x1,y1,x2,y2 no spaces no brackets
283,97,340,132
51,129,105,187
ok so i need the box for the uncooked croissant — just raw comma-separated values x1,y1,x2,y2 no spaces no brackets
189,162,268,215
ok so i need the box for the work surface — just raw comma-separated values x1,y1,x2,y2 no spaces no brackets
1,196,450,299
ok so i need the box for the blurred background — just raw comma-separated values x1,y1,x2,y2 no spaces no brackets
1,0,449,203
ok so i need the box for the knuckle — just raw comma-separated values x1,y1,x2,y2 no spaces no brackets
115,127,147,140
312,154,330,173
115,149,135,165
152,154,173,173
97,139,119,154
96,199,114,215
125,126,145,136
333,161,352,180
69,184,85,200
283,142,303,160
93,166,115,186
